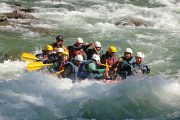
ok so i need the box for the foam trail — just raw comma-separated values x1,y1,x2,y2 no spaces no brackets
0,60,26,80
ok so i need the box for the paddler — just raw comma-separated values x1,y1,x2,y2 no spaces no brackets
112,48,134,79
67,37,93,61
35,45,58,64
50,34,68,52
131,52,150,75
101,46,117,66
101,46,118,80
122,48,134,64
77,54,106,80
62,54,84,80
85,41,103,60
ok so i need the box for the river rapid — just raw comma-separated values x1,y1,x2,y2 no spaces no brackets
0,0,180,119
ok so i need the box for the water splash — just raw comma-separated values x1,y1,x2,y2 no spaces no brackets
0,65,179,119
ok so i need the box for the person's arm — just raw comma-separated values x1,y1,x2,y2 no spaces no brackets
88,63,106,73
87,63,105,78
83,42,93,51
62,45,69,52
141,65,150,74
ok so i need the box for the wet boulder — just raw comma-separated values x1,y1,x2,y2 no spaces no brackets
19,8,35,13
115,18,149,27
0,14,10,26
131,19,145,26
0,15,7,22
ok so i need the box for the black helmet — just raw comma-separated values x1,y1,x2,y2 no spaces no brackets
56,34,64,41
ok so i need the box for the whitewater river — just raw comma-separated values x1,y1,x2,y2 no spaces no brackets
0,0,180,119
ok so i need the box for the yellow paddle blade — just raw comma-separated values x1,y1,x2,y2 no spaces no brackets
56,70,64,74
52,70,64,76
100,63,111,68
27,62,53,71
21,53,39,62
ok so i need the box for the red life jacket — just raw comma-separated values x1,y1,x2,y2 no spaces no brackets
58,61,68,71
72,49,84,58
106,55,116,66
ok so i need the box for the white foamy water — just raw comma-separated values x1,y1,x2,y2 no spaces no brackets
0,3,15,13
0,62,179,119
0,0,180,119
0,60,26,80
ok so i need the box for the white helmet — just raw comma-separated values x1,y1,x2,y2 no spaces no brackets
92,54,100,63
76,37,83,44
75,55,84,61
94,41,101,47
136,52,145,59
124,48,133,54
57,48,64,53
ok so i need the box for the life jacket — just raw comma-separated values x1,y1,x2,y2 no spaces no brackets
106,56,116,66
68,45,87,60
131,63,150,75
112,59,132,80
62,62,79,80
72,49,84,57
57,60,68,71
77,60,96,79
121,56,134,64
101,52,116,66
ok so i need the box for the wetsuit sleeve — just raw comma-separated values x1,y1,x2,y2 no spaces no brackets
88,63,106,73
142,65,150,74
87,63,105,78
83,44,91,52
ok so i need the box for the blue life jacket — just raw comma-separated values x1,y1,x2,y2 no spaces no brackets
63,62,79,80
121,56,135,64
77,60,96,80
131,62,150,75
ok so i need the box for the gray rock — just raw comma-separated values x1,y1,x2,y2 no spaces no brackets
0,14,9,26
0,15,7,22
19,8,35,13
114,18,149,27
